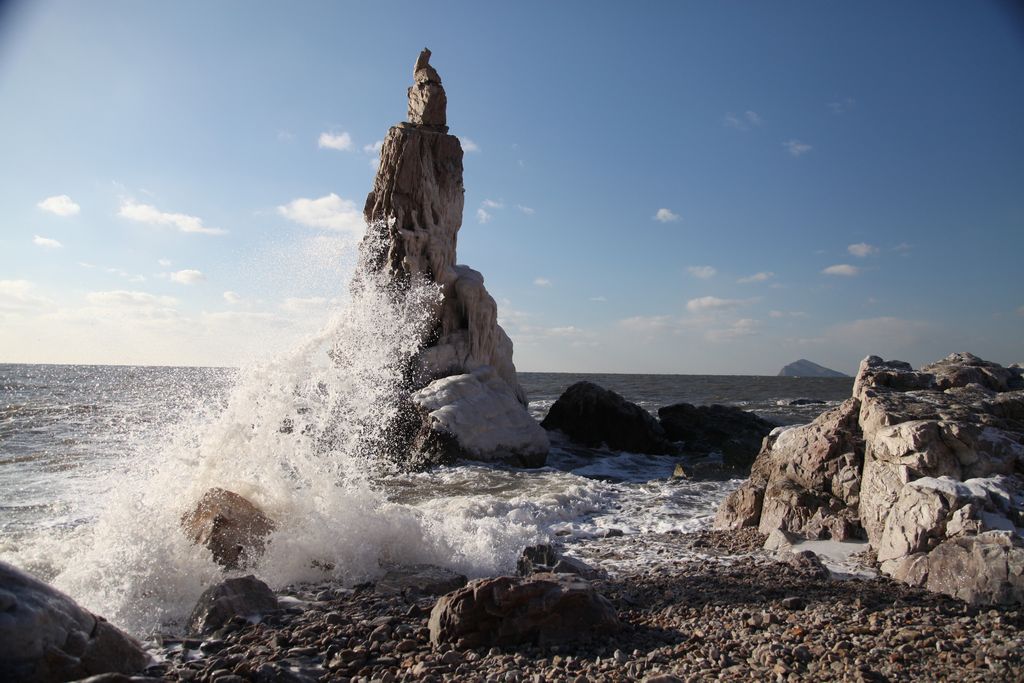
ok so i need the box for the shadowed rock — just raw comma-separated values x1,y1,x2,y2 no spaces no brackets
187,575,279,635
181,488,276,569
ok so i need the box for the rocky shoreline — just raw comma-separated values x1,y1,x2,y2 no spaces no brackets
135,529,1023,683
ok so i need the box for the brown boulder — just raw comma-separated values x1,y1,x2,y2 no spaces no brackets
181,488,275,569
187,575,279,635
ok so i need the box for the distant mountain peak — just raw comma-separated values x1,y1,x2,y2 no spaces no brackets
778,359,848,378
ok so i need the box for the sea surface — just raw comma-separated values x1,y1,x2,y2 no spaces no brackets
0,361,852,636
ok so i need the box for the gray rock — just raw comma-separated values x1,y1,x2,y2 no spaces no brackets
925,531,1024,605
0,560,149,683
375,564,467,596
428,574,619,648
187,575,278,635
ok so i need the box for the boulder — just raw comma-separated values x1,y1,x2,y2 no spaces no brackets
541,382,675,455
181,488,276,569
516,545,602,580
924,531,1024,605
187,575,279,635
428,574,619,648
656,402,774,470
374,565,467,597
411,366,549,467
0,560,149,683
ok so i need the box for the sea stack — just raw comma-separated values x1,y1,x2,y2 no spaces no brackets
361,49,548,467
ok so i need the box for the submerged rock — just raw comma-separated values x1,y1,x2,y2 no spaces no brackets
716,351,1024,605
181,487,276,569
0,560,149,683
657,402,775,470
541,381,675,455
187,575,279,635
516,544,603,580
428,574,619,648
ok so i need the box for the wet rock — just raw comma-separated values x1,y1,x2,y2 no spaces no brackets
181,488,275,569
428,574,619,648
656,402,774,470
375,564,467,597
541,382,675,455
516,545,602,580
0,560,149,683
187,575,279,635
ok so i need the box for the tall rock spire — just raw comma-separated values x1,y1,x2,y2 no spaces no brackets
359,50,549,468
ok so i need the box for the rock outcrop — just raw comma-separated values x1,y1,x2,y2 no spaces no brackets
715,352,1024,605
657,402,775,470
187,575,279,635
428,574,619,648
541,381,675,455
181,487,276,569
778,359,848,378
0,560,149,683
361,49,546,467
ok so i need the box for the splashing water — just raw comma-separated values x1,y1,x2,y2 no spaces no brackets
36,228,545,636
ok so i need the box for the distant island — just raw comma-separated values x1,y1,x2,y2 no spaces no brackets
777,359,848,377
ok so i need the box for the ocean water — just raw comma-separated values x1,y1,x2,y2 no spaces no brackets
0,353,851,637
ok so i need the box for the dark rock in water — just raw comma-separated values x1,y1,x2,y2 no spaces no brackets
778,359,848,377
375,564,467,596
181,488,276,569
187,575,279,635
0,560,149,683
657,402,774,470
516,544,602,580
788,398,825,406
428,573,619,648
541,381,675,455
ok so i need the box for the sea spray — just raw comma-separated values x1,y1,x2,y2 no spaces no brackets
42,227,544,636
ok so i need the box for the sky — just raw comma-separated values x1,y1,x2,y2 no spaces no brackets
1,1,1022,375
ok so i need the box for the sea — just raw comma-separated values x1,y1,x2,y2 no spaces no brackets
0,359,852,637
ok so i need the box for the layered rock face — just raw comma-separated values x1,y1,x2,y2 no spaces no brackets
362,49,547,467
715,352,1024,605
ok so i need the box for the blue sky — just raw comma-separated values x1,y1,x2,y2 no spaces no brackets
1,1,1022,374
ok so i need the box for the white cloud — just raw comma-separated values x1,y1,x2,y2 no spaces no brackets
783,140,813,157
158,259,172,267
618,315,674,333
894,242,913,253
737,271,774,284
822,264,860,276
707,318,759,341
848,242,878,257
828,97,855,114
119,200,225,235
589,296,607,302
687,265,717,279
533,277,552,287
277,130,295,142
277,193,365,236
460,137,480,152
37,195,80,216
769,310,807,318
281,296,328,312
33,235,63,249
517,205,535,215
363,140,383,154
686,296,750,313
170,269,205,285
223,291,241,304
654,208,680,223
476,208,492,224
317,131,353,151
0,280,52,311
724,110,762,130
745,110,762,126
86,290,178,307
482,199,503,209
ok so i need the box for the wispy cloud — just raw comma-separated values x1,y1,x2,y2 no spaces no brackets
158,258,172,267
223,291,241,304
517,205,535,215
0,280,52,311
589,296,607,302
737,271,774,284
119,200,225,235
277,193,364,236
459,137,480,152
482,199,503,209
533,277,552,287
317,131,353,151
281,296,328,312
707,318,759,341
827,97,856,114
783,140,813,157
86,290,178,307
724,110,762,130
169,269,205,285
33,235,63,249
654,208,680,223
686,296,752,313
476,208,492,224
687,265,717,279
363,140,383,154
769,310,807,318
822,264,860,276
847,242,878,257
37,194,80,217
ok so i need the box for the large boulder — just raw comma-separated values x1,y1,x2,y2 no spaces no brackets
428,574,618,648
657,402,775,470
187,575,279,635
541,382,675,455
0,560,149,683
181,488,276,569
411,366,549,467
